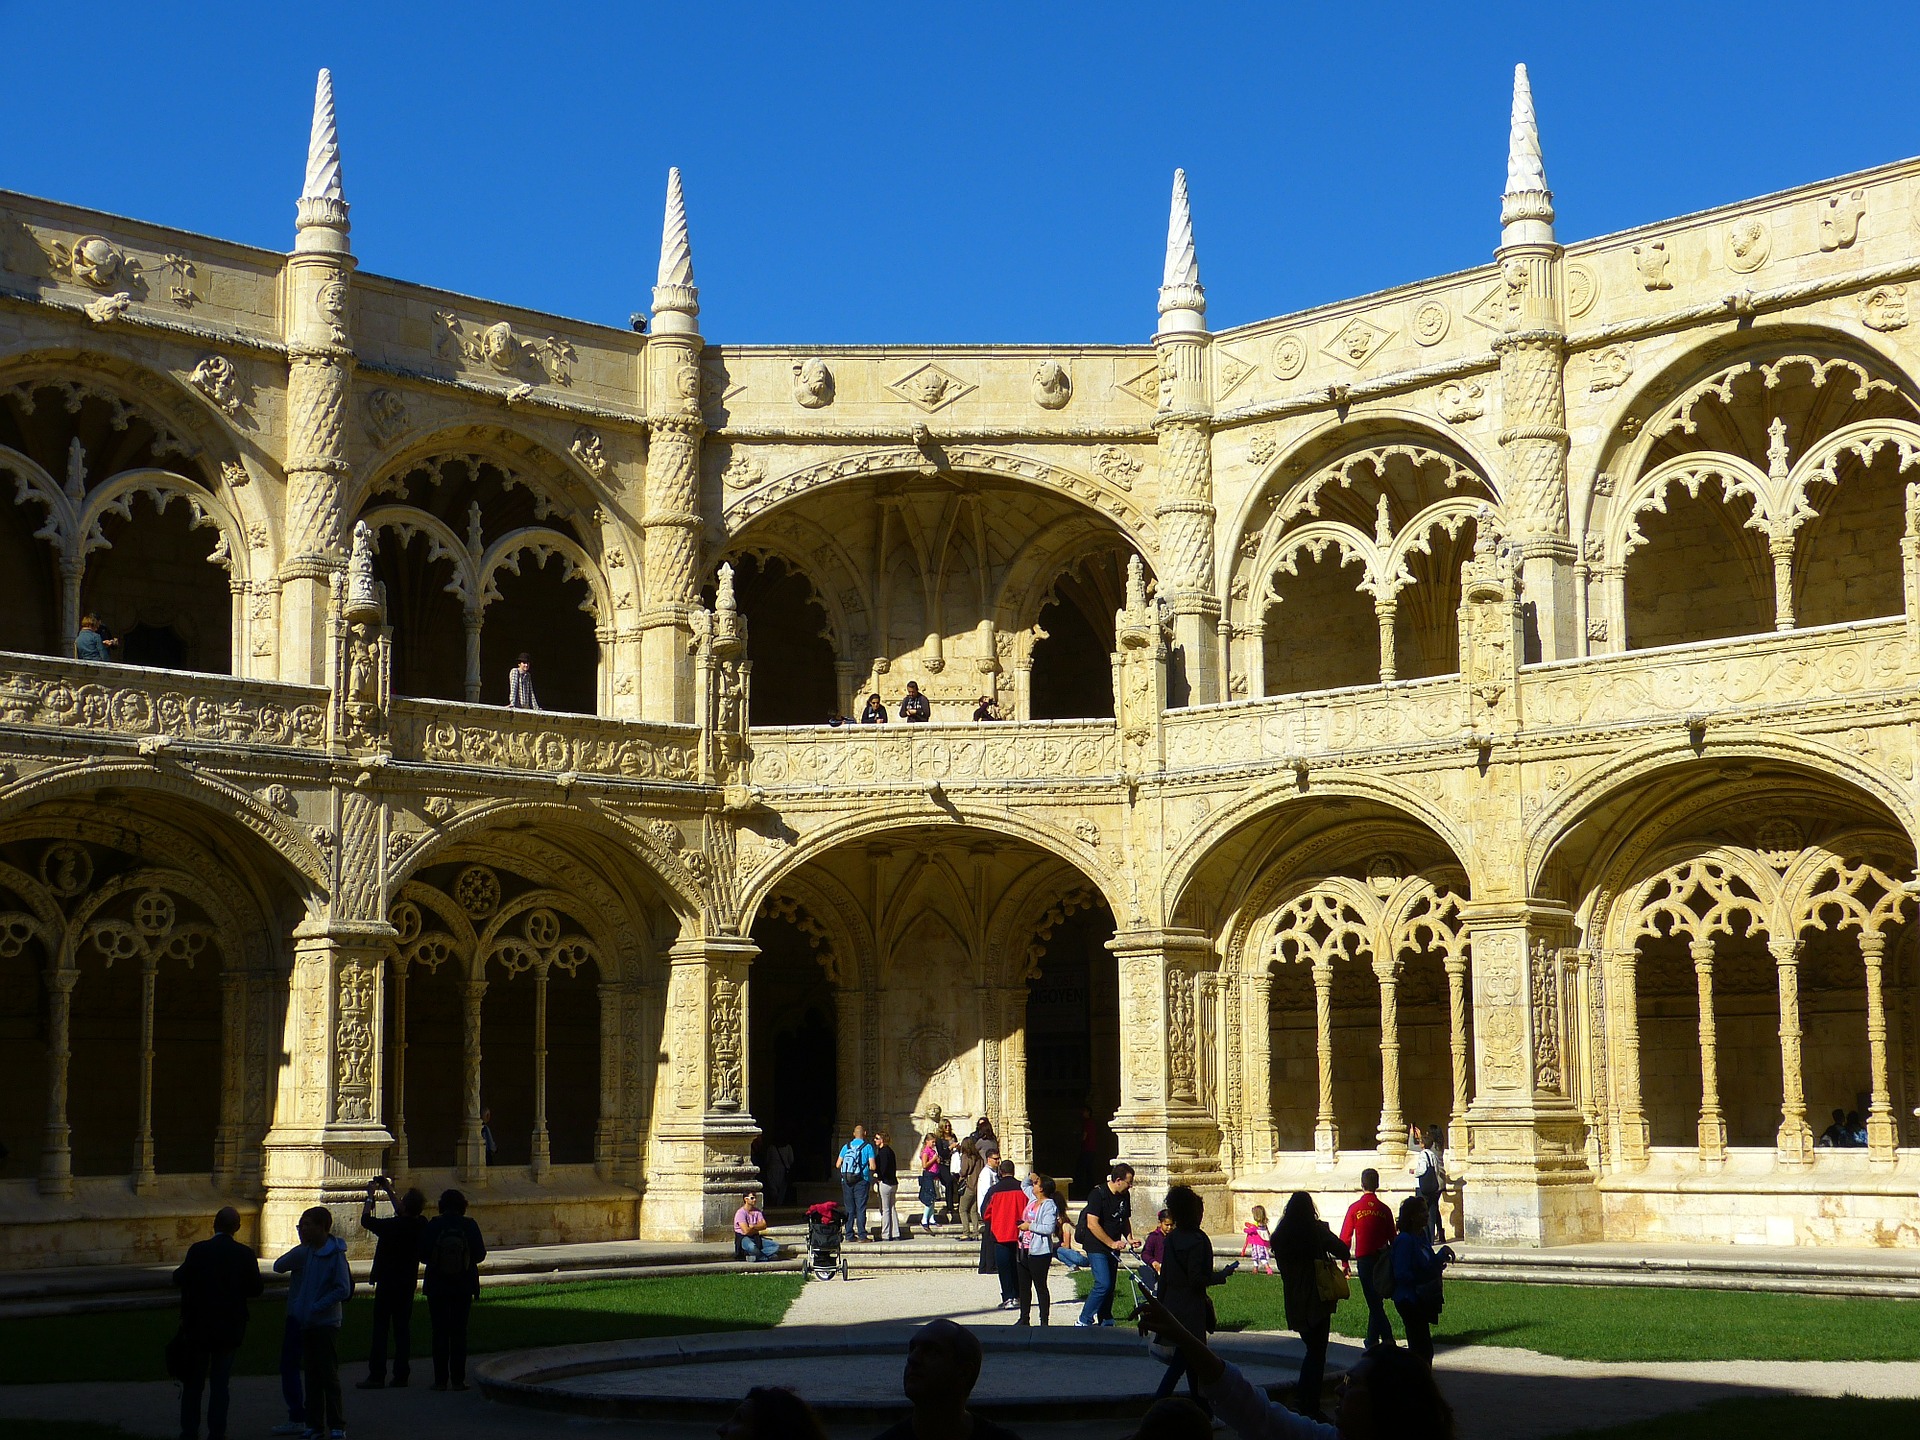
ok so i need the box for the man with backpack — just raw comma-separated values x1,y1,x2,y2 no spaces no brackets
273,1207,353,1440
836,1123,875,1243
357,1178,428,1389
1339,1168,1397,1351
1408,1127,1446,1244
421,1189,486,1391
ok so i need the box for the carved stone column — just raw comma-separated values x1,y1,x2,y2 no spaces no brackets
1459,902,1598,1243
1690,939,1728,1163
1113,556,1168,777
530,966,551,1181
389,957,410,1174
639,936,760,1241
1444,953,1472,1140
1374,598,1399,684
1771,937,1814,1161
1240,970,1276,1170
1107,928,1223,1207
1768,534,1797,631
1311,961,1337,1164
997,986,1033,1167
132,953,160,1195
1374,959,1407,1156
457,977,487,1183
260,921,394,1253
38,965,76,1198
215,969,247,1190
1610,947,1650,1166
1860,931,1899,1161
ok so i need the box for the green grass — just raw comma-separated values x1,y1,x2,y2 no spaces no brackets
1076,1271,1920,1362
0,1272,805,1386
1557,1396,1920,1440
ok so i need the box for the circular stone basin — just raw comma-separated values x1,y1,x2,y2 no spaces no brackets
476,1324,1306,1424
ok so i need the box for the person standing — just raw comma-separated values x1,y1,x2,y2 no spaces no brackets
1141,1208,1173,1273
955,1136,983,1239
1153,1185,1235,1410
358,1179,427,1389
1389,1196,1454,1365
422,1188,486,1391
1073,1163,1135,1327
74,614,120,662
1239,1205,1274,1275
975,1146,1004,1275
971,695,1001,722
859,693,888,724
171,1206,263,1440
1340,1168,1397,1352
1072,1104,1101,1199
916,1132,944,1234
1272,1190,1351,1421
981,1160,1026,1308
835,1123,875,1243
936,1119,958,1222
734,1191,779,1262
899,681,931,722
273,1207,352,1440
1408,1127,1444,1244
1014,1174,1061,1326
507,654,540,710
480,1108,499,1166
872,1129,901,1241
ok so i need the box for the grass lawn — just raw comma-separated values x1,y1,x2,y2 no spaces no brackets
0,1272,805,1386
1559,1396,1920,1440
1076,1271,1920,1362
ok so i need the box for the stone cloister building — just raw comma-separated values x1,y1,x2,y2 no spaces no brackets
1,65,1917,1267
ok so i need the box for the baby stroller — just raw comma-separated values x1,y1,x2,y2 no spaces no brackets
805,1200,850,1281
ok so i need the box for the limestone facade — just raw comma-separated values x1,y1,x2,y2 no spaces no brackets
1,67,1918,1266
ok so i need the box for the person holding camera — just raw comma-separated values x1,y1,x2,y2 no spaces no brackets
358,1177,428,1389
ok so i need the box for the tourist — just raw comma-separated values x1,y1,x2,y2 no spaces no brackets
900,680,931,722
74,614,119,662
171,1206,262,1440
967,1115,999,1152
955,1135,983,1239
734,1191,779,1262
836,1123,876,1242
860,692,888,724
1152,1185,1235,1410
422,1188,487,1391
917,1132,944,1233
1072,1104,1101,1198
1241,1204,1275,1275
1818,1107,1850,1146
871,1318,1023,1440
1142,1209,1173,1272
1407,1128,1444,1243
937,1118,959,1222
826,711,849,728
1846,1110,1869,1146
358,1178,427,1389
1073,1163,1136,1327
975,1146,1006,1276
873,1129,901,1241
480,1107,498,1166
972,695,1002,722
1274,1191,1351,1419
717,1384,830,1440
1137,1293,1457,1440
982,1159,1026,1307
273,1206,351,1440
1014,1172,1061,1326
1339,1168,1397,1352
1388,1196,1454,1366
505,653,539,709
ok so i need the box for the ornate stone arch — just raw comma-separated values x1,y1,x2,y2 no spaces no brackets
717,516,860,654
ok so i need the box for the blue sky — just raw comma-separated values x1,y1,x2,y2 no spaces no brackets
5,2,1919,344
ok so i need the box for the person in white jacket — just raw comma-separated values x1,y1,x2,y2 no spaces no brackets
1136,1294,1455,1440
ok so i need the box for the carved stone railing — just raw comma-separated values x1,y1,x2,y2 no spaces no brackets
0,651,330,751
390,698,700,781
748,719,1122,791
1519,618,1909,734
1165,673,1464,772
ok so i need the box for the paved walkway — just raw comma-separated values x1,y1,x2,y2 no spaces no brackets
2,1269,1915,1439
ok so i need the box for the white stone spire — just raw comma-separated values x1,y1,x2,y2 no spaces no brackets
1157,168,1206,335
652,166,700,332
1500,63,1555,247
295,68,349,248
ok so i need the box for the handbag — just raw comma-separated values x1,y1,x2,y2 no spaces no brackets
1314,1256,1350,1302
163,1325,194,1381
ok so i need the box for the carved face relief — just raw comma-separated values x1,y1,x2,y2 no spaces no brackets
481,322,519,371
1032,360,1072,410
792,357,833,408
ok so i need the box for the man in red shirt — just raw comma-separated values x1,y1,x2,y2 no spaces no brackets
1339,1167,1397,1351
981,1162,1028,1309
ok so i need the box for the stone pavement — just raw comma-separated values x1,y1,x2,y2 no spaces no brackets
2,1268,1916,1439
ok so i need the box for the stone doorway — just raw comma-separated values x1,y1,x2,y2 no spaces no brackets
1024,905,1119,1198
748,910,838,1198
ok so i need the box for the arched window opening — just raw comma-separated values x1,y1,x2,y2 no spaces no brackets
0,508,58,655
722,554,837,726
1031,551,1127,720
1267,962,1316,1151
1392,521,1474,681
396,953,463,1170
748,911,837,1195
1624,491,1768,649
1024,904,1118,1188
1794,449,1905,628
0,916,51,1177
81,492,231,673
479,555,598,714
1264,550,1375,695
378,528,466,702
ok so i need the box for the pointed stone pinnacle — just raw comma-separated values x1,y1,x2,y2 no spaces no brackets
1500,63,1555,247
296,68,349,243
1158,168,1206,331
652,167,699,328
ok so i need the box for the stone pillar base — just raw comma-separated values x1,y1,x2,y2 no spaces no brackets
1110,1107,1226,1218
260,1125,392,1258
1461,1101,1599,1246
638,1116,759,1241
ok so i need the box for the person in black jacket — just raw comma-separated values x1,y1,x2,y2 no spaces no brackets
358,1178,428,1389
420,1189,487,1391
172,1207,264,1440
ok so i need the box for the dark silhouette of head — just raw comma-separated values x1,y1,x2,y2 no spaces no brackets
213,1207,241,1235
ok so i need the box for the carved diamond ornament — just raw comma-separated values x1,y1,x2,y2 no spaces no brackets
1322,317,1393,369
888,363,976,413
1115,363,1162,407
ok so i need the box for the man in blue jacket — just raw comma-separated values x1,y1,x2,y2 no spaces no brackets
274,1207,353,1440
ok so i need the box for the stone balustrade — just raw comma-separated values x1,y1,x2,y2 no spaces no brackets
0,650,330,751
746,717,1122,791
389,697,700,782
